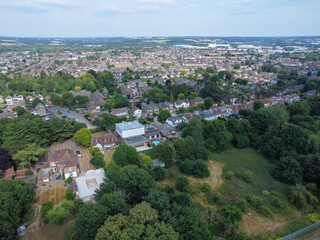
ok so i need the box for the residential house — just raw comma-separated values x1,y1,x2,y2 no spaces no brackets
42,149,79,181
130,107,142,119
175,99,190,109
145,124,161,140
152,122,179,138
158,101,174,113
141,101,159,117
111,107,129,118
196,110,217,121
166,116,186,127
91,130,120,152
32,103,46,116
5,96,12,104
189,97,204,107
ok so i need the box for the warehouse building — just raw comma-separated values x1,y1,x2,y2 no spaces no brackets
115,121,147,147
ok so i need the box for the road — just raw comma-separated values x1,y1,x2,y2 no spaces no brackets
47,106,97,129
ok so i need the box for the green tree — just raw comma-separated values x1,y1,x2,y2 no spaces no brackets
12,143,47,168
119,166,156,204
175,176,190,192
155,141,175,168
95,202,179,240
158,110,171,123
90,155,104,168
204,97,213,109
61,92,76,107
234,64,241,69
193,160,210,178
113,143,138,166
139,155,153,169
273,156,302,184
151,166,166,181
174,136,195,160
74,128,92,147
253,100,264,111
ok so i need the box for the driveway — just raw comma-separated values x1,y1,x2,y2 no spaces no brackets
47,106,96,129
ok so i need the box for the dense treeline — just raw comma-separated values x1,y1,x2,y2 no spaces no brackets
0,179,35,240
0,115,85,168
71,166,248,240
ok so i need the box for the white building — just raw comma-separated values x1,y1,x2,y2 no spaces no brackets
74,169,105,202
116,121,145,139
175,99,190,109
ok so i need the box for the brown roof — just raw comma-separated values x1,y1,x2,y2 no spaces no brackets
47,149,77,168
2,166,14,180
91,131,120,146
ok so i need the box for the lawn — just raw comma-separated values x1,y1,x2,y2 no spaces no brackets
37,182,67,206
140,148,158,159
104,148,116,165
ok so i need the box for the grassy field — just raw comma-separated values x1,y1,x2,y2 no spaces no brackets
140,148,158,159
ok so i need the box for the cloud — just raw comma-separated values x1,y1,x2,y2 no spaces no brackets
95,6,132,17
139,0,174,3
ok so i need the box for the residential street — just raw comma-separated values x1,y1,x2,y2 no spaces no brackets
47,106,97,129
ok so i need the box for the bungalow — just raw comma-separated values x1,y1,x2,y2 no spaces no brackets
189,97,204,107
175,99,190,109
166,116,186,127
111,107,129,118
91,131,120,152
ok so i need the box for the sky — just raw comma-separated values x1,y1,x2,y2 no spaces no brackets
0,0,320,37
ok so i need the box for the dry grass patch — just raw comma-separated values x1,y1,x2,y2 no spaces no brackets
78,146,95,172
37,182,67,206
187,160,224,190
91,131,105,138
22,220,70,240
241,211,291,237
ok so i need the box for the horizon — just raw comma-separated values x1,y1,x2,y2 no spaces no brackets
1,0,320,37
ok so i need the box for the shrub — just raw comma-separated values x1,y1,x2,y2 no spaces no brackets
235,199,247,212
57,110,62,114
207,192,223,205
90,147,102,156
288,184,319,209
262,190,270,196
195,146,210,161
271,198,282,209
65,177,73,184
178,160,194,175
201,182,212,193
247,196,262,209
25,170,33,176
223,170,234,180
151,166,166,181
41,201,53,222
259,206,273,218
164,184,175,195
66,189,75,200
175,176,190,192
90,155,104,168
192,160,210,178
235,169,253,183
